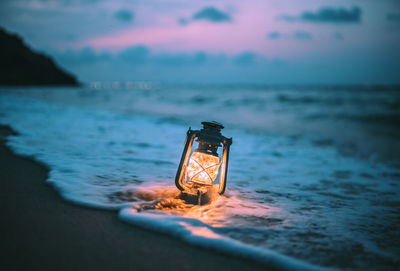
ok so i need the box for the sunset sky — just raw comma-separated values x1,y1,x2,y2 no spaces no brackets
1,0,399,84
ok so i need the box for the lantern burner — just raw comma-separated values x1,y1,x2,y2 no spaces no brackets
179,186,214,206
195,142,218,157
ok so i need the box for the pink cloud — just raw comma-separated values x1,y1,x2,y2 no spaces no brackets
82,22,262,54
78,2,346,59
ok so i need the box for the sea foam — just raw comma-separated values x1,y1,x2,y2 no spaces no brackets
0,88,399,271
119,209,337,271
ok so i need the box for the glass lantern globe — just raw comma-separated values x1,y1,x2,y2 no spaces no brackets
175,121,232,195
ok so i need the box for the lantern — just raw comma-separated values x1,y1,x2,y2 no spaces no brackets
175,121,232,198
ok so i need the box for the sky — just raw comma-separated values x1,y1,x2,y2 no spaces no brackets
0,0,399,84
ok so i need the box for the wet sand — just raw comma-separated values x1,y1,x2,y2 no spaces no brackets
0,125,267,271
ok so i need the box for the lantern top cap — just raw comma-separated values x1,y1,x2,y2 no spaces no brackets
201,121,224,130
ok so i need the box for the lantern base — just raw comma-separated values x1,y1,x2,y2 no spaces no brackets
180,186,213,205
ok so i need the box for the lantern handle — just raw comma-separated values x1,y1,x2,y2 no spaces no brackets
175,128,199,191
218,137,232,194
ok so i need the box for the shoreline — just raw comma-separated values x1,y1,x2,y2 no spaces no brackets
0,125,267,271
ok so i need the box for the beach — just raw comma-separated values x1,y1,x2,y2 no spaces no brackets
0,125,267,271
0,86,399,271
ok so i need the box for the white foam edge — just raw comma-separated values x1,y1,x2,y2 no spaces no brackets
119,208,340,271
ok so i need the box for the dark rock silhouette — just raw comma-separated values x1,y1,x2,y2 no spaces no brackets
0,27,79,86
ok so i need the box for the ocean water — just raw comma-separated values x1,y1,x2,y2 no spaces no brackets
0,85,399,271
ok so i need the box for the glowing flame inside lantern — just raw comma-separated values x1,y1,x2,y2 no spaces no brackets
186,151,220,186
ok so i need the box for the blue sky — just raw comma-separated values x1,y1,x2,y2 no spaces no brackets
0,0,399,84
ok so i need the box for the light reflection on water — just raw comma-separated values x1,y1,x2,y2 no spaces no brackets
124,185,279,229
178,222,222,239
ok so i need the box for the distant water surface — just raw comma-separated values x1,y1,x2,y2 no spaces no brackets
0,85,399,271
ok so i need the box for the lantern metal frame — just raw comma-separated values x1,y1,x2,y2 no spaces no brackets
175,121,232,195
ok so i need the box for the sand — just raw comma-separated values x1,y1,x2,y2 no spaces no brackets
0,125,268,271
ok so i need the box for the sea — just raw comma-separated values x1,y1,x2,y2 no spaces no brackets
0,84,399,271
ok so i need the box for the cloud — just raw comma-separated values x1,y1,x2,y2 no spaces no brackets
266,31,312,41
282,6,361,24
267,32,281,40
119,46,149,64
293,31,312,40
332,32,344,40
177,17,189,26
52,46,265,70
54,47,110,65
114,9,134,22
386,13,400,22
233,52,256,65
192,7,231,23
154,51,207,66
